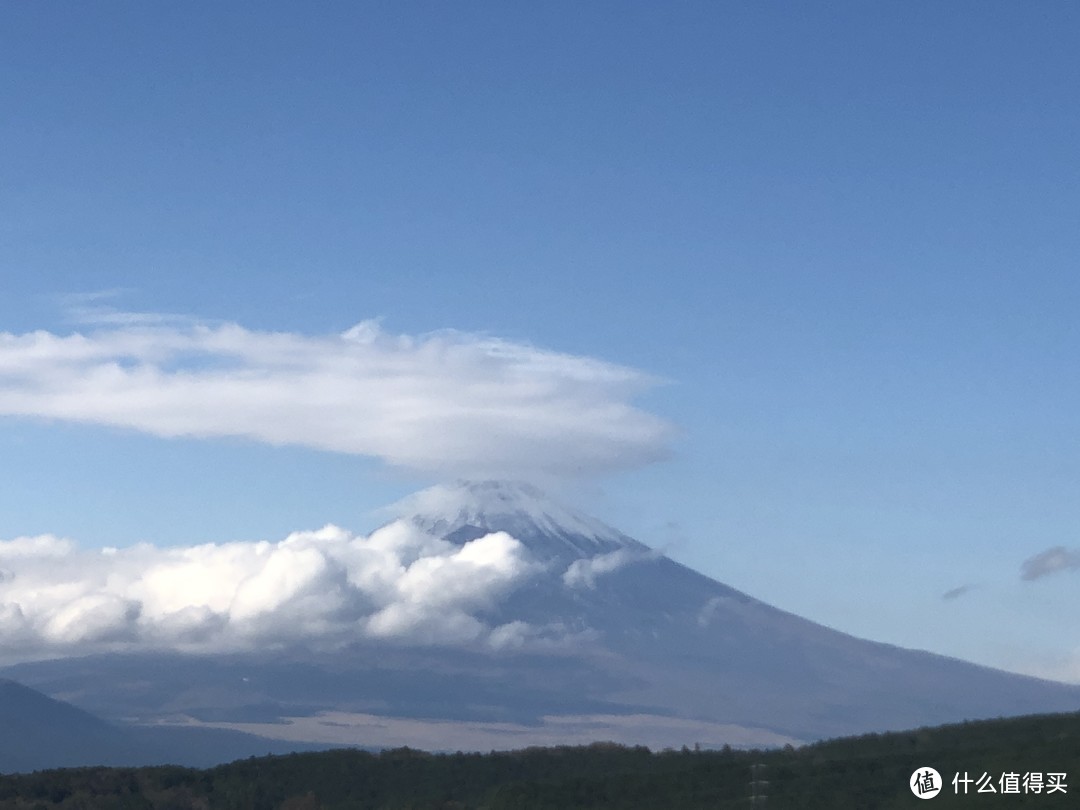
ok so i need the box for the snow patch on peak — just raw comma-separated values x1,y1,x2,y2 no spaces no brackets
394,480,647,559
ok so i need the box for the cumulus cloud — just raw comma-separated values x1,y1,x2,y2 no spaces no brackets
1020,546,1080,581
0,319,672,477
0,523,541,663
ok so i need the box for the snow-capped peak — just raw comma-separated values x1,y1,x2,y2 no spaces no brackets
394,480,647,561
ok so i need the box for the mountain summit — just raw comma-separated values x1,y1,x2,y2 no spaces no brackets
388,480,1080,740
398,480,646,564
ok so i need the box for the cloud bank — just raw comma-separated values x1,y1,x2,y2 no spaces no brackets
0,319,672,477
1020,546,1080,581
0,522,544,663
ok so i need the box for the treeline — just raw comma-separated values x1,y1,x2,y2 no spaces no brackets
0,711,1078,809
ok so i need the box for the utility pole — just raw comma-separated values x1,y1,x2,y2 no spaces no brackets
749,762,768,805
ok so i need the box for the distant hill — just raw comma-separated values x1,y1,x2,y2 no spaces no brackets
0,711,1077,808
0,678,144,773
0,679,330,774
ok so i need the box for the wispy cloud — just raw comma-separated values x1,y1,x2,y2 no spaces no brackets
1020,546,1080,581
942,584,976,601
59,291,189,328
0,318,673,477
0,522,543,662
562,548,654,589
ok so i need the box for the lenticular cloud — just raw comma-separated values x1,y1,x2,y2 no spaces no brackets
0,523,537,662
0,319,672,476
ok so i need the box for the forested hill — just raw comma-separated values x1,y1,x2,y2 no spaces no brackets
1,711,1078,809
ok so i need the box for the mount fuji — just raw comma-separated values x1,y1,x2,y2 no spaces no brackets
2,480,1078,761
397,482,1080,738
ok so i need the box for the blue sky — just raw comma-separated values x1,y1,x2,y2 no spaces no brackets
2,2,1079,680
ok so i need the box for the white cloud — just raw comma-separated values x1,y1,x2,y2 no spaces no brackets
0,534,74,558
0,522,541,663
0,319,672,477
696,596,724,628
486,620,598,651
562,548,652,589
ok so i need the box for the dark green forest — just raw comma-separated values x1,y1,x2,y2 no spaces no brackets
1,711,1078,809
